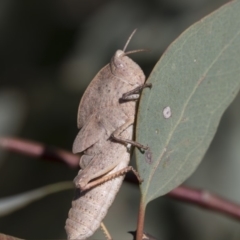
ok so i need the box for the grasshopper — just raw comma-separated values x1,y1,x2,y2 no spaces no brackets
65,30,150,239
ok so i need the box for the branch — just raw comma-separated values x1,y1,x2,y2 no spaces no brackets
168,186,240,220
0,233,23,240
1,137,240,221
0,137,79,168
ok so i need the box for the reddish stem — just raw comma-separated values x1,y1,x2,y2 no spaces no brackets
168,185,240,220
0,233,23,240
1,136,240,222
0,137,79,168
136,197,146,240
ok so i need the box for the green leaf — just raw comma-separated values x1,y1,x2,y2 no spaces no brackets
0,181,73,217
136,0,240,205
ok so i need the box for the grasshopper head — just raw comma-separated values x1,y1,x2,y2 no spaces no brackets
110,49,145,86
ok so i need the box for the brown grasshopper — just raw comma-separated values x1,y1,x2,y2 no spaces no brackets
65,30,150,239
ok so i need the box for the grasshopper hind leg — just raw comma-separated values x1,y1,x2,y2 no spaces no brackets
100,222,113,240
79,154,94,169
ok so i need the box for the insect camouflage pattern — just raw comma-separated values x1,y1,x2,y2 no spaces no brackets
65,30,148,240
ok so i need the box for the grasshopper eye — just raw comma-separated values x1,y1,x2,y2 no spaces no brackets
111,50,126,70
118,62,124,68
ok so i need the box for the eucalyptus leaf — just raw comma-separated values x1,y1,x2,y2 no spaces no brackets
0,181,73,217
136,0,240,205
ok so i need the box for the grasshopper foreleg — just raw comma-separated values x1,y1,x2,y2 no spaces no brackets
110,117,148,150
120,83,152,101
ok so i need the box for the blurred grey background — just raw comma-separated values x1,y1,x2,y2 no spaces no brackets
1,0,240,239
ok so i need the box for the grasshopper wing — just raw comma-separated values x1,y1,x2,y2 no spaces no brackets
72,113,106,154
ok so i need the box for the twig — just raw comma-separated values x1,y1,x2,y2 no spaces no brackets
1,136,240,221
0,233,23,240
168,185,240,220
0,137,79,168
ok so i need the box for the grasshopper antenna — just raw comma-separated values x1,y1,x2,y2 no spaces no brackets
123,29,137,52
123,29,150,56
124,48,150,56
